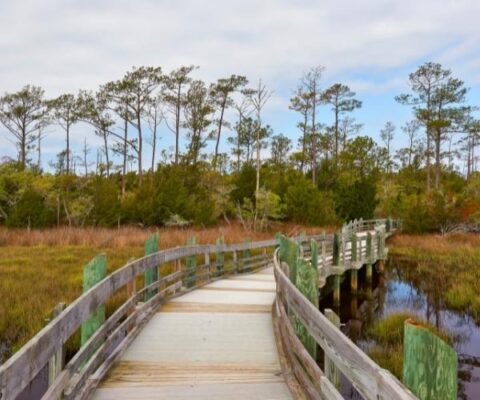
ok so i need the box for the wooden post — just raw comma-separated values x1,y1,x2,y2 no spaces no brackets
350,270,358,294
366,263,373,282
324,309,341,389
242,238,251,272
333,233,340,266
278,234,301,285
81,254,107,347
351,233,357,263
48,303,66,386
403,319,458,400
144,232,159,301
204,252,211,280
126,272,136,332
333,275,340,307
293,258,318,359
366,232,372,264
310,239,318,269
321,233,327,268
216,236,225,276
232,250,238,272
185,236,197,288
358,234,363,262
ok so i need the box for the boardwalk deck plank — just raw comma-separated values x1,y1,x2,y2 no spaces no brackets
93,268,293,400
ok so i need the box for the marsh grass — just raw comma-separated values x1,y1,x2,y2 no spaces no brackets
0,222,321,362
390,233,480,324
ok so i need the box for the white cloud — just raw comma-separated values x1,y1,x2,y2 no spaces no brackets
1,0,480,165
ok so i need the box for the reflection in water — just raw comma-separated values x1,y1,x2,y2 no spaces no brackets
319,258,480,400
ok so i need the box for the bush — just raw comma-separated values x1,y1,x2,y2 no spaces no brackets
6,188,55,228
285,177,337,226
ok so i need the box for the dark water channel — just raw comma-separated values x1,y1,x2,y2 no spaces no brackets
318,256,480,399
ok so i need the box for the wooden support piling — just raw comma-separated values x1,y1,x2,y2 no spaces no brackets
333,275,340,307
366,263,373,282
350,270,358,294
324,309,341,390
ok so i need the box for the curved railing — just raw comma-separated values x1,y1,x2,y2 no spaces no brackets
0,218,404,400
273,218,416,399
0,237,291,400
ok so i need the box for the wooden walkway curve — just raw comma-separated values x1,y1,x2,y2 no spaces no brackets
1,218,418,400
93,267,293,400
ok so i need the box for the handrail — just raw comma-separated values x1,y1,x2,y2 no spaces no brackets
0,218,398,400
0,228,330,400
272,219,417,399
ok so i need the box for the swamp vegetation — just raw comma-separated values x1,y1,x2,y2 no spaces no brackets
319,233,480,399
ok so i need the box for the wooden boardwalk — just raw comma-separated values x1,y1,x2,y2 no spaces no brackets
93,267,293,400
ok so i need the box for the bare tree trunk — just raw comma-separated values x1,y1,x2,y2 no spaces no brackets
214,99,226,169
137,112,143,180
122,116,128,198
83,138,88,176
66,124,70,174
103,131,110,177
426,130,431,190
151,123,157,172
175,86,181,164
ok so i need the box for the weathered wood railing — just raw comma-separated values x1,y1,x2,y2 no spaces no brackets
0,218,402,400
0,236,291,400
273,218,417,399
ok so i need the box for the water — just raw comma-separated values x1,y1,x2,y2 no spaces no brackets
318,258,480,399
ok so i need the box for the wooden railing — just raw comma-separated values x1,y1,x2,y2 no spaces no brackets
0,218,404,400
0,237,287,400
273,218,416,400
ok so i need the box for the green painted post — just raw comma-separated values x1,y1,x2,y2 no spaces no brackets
386,217,391,233
216,236,225,275
293,258,318,359
333,233,340,266
242,238,251,272
351,233,357,263
81,254,107,346
185,236,197,288
403,320,458,400
278,235,301,285
310,239,318,269
324,309,341,389
144,233,159,301
366,232,372,263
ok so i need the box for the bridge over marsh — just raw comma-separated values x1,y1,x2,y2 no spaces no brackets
1,218,455,400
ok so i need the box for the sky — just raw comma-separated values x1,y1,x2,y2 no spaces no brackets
1,0,480,171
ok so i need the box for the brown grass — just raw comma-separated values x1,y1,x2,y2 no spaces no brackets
0,222,326,362
390,232,480,254
0,221,322,248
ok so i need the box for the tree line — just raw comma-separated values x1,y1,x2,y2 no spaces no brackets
1,62,479,232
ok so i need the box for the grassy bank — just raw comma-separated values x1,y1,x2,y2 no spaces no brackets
389,233,480,324
0,222,314,362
